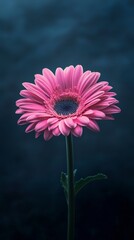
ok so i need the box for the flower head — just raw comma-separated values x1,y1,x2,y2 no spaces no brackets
16,65,121,140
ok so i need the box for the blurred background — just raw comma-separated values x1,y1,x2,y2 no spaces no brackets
0,0,133,239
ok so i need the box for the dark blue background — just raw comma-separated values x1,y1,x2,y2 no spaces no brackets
0,0,134,239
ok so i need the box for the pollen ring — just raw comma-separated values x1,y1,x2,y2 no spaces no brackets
54,99,78,115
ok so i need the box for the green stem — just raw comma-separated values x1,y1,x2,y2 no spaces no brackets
66,134,75,240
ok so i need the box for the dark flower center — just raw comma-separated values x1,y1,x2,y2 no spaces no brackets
54,99,78,115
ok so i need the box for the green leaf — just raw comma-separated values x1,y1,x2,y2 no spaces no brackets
60,172,68,202
75,173,107,195
73,169,77,176
60,170,77,203
60,172,68,191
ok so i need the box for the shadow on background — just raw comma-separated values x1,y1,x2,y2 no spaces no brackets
0,0,134,239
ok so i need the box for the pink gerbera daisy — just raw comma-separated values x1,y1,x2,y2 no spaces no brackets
16,65,121,140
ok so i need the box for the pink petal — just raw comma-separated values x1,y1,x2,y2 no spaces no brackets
105,92,117,97
103,105,121,114
43,129,53,141
20,90,33,98
18,113,31,120
72,65,83,87
77,70,91,89
47,117,58,126
79,72,100,94
82,81,108,100
104,115,115,120
35,120,48,132
83,110,94,115
76,116,89,126
26,113,49,122
106,98,119,105
82,98,101,112
64,65,74,88
64,118,76,128
15,109,24,114
59,119,70,136
34,76,52,97
16,99,38,107
87,119,100,132
55,67,65,89
71,125,83,137
88,110,105,119
42,68,56,89
52,127,61,136
19,103,45,112
17,119,27,125
17,113,31,125
34,74,52,89
35,132,41,138
84,91,104,105
48,121,59,131
91,101,110,109
25,123,36,133
102,85,112,91
22,82,47,100
20,90,43,102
